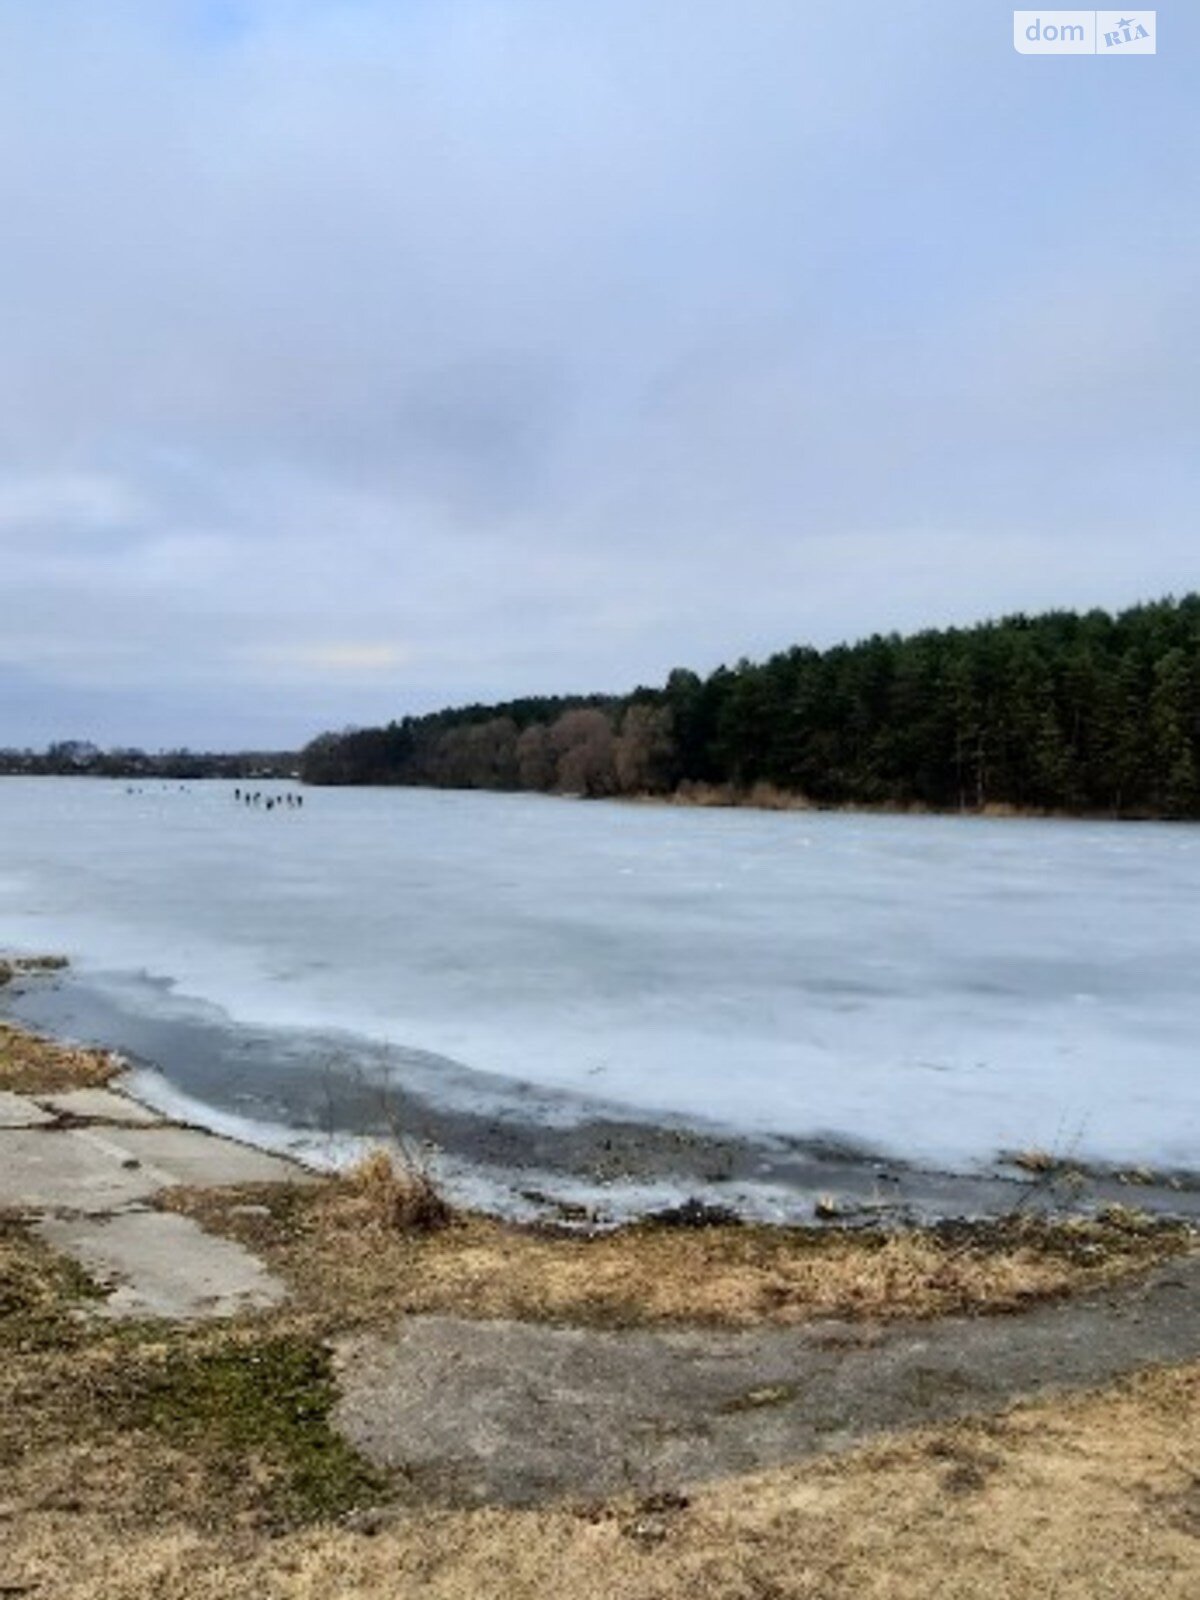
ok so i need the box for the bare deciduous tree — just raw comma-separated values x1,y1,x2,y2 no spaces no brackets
515,724,555,790
550,708,617,797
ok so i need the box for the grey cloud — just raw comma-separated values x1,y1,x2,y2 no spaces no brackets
0,1,1196,747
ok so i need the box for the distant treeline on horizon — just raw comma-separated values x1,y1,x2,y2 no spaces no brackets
0,745,297,781
300,596,1200,819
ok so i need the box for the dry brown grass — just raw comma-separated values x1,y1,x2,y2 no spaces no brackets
0,1020,119,1093
334,1147,453,1235
1010,1146,1059,1174
4,1180,1198,1598
4,1359,1197,1599
163,1179,1196,1331
670,779,816,811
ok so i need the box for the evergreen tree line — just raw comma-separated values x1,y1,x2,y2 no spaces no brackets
299,596,1200,818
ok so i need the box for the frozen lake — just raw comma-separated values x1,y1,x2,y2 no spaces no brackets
0,778,1197,1210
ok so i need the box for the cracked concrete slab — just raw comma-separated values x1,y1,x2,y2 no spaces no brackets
0,1091,56,1128
34,1087,163,1124
2,1103,310,1321
0,1124,312,1213
102,1125,314,1188
36,1209,289,1320
0,1127,167,1211
334,1252,1200,1506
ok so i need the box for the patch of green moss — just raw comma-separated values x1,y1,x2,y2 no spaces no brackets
0,1215,106,1352
128,1334,386,1523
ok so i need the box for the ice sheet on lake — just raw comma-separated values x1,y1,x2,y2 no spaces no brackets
0,776,1196,1175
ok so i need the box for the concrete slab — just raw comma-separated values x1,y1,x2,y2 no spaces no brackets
94,1125,312,1189
0,1128,167,1212
3,1105,305,1323
335,1253,1200,1506
0,1125,309,1213
34,1087,164,1125
0,1091,55,1128
36,1209,288,1320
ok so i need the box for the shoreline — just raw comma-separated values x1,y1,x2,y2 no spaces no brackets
627,783,1184,825
6,770,1188,827
5,958,1199,1230
292,777,1195,826
5,957,1200,1598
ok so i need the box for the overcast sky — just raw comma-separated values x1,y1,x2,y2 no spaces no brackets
1,1,1195,749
